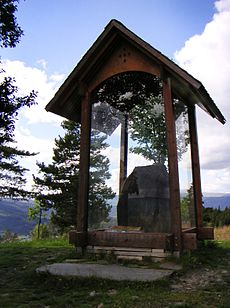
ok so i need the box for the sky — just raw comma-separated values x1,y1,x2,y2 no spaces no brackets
1,0,230,195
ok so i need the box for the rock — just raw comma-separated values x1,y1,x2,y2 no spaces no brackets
108,289,118,295
117,163,170,232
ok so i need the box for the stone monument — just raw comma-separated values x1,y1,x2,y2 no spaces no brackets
117,164,171,232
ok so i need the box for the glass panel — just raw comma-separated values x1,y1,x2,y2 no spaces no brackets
174,100,195,228
89,72,170,232
89,101,120,229
125,91,170,232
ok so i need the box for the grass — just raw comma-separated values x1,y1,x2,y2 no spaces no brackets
215,225,230,240
0,236,230,307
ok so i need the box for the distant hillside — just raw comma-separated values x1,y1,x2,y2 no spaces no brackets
0,199,41,236
1,194,230,236
203,194,230,210
109,194,230,218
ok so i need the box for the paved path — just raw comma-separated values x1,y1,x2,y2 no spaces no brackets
36,263,174,281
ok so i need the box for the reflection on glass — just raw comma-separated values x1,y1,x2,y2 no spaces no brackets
174,101,195,228
89,72,170,232
88,102,119,229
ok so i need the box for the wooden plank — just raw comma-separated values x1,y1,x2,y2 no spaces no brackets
197,227,214,240
86,246,171,258
182,227,197,233
117,256,143,261
162,75,182,251
88,230,173,250
182,233,197,250
95,250,167,257
92,246,153,252
188,105,203,228
77,90,91,233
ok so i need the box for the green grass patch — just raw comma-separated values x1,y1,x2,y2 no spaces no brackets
0,239,229,307
0,237,71,248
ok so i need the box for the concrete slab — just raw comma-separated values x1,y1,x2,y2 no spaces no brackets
159,262,183,271
36,263,174,282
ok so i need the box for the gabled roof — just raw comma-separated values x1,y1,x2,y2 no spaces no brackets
46,19,226,124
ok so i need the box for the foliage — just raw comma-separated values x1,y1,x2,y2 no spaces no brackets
93,71,188,163
181,194,190,224
0,72,37,199
180,185,195,226
30,224,50,240
129,94,167,163
0,229,18,242
28,199,49,239
0,0,23,48
0,0,37,199
203,206,230,227
33,120,115,232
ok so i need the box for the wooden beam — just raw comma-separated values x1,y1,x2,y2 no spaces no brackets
197,227,214,240
77,90,91,237
119,114,128,194
182,233,197,250
87,230,173,250
188,105,203,228
162,75,182,251
69,230,88,246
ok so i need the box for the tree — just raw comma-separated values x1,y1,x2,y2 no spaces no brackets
33,120,115,232
28,198,48,239
0,0,37,199
129,94,167,163
0,0,23,48
93,71,188,164
0,79,37,199
180,185,196,227
203,206,230,227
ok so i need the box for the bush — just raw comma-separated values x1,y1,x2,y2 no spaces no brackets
203,206,230,227
30,224,49,240
0,230,18,243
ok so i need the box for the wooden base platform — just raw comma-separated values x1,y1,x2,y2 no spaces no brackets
86,246,172,261
69,227,214,259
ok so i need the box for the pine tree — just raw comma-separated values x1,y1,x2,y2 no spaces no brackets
33,120,115,232
0,80,37,198
0,0,24,48
0,0,37,199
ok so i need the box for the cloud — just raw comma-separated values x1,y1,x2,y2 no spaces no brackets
0,59,67,189
14,125,57,189
175,0,230,193
1,59,65,124
36,59,47,70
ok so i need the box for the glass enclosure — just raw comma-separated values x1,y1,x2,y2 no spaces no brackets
173,100,196,228
88,72,170,232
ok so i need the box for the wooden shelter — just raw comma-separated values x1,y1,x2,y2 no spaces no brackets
46,20,225,257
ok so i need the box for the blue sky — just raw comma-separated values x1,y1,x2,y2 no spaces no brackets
1,0,230,194
2,0,215,74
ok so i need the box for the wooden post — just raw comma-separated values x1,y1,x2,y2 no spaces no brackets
117,114,129,226
188,105,203,228
77,90,91,242
119,114,128,194
163,75,182,251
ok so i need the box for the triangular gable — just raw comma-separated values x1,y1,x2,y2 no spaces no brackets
46,19,225,124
